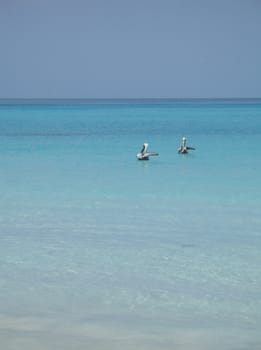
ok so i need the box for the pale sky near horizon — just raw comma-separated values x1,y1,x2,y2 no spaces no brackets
1,0,261,98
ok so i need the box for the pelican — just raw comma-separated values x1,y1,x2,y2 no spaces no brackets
178,137,195,154
136,143,159,160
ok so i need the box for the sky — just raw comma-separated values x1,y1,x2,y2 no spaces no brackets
1,0,261,98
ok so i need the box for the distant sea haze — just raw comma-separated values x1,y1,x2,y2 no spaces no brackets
1,97,261,105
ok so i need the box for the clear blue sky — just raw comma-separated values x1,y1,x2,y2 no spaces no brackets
1,0,261,98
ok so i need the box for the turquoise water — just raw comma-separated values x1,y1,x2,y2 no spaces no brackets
0,99,261,349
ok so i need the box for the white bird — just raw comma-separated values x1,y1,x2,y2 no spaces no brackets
178,137,195,154
136,143,159,160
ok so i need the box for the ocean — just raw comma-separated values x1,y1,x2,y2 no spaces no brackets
0,99,261,349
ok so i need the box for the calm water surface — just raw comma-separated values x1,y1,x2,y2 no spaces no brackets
0,99,261,349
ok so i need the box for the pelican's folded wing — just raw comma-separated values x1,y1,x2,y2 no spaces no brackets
145,152,159,156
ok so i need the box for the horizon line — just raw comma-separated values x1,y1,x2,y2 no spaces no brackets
1,97,261,106
1,97,261,100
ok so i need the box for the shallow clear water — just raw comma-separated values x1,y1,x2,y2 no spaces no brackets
0,99,261,349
